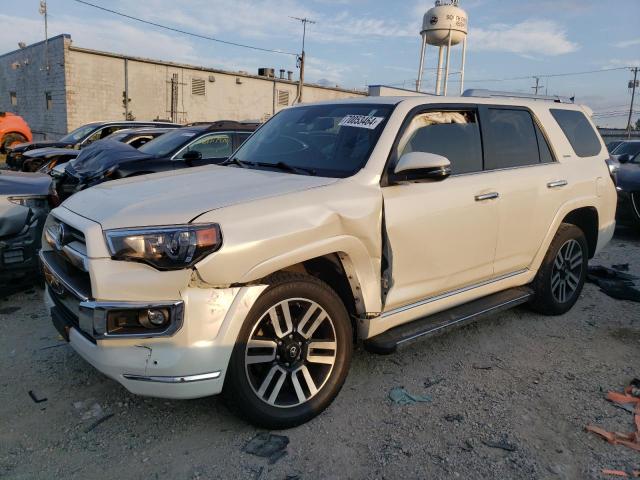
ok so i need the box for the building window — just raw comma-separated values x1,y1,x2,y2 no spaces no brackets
277,90,290,106
191,78,205,96
10,92,17,106
45,92,52,110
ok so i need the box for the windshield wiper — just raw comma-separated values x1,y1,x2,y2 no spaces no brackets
255,161,317,176
221,156,249,168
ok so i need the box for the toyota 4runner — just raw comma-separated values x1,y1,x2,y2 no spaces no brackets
40,91,616,428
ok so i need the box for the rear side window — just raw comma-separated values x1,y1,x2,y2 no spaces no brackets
398,110,483,175
550,109,601,157
482,108,540,170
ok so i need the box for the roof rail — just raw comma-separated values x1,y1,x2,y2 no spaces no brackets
462,89,574,104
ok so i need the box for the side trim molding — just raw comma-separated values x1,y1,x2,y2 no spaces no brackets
381,269,528,318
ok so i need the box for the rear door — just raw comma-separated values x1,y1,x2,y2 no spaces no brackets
478,106,568,276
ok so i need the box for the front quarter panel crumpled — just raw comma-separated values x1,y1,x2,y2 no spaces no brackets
193,178,385,313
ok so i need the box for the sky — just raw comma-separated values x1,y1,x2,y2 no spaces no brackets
1,0,639,127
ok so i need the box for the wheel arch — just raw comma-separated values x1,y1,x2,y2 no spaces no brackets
561,206,599,258
530,198,602,272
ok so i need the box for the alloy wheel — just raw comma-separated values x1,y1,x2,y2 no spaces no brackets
550,238,584,304
244,298,337,408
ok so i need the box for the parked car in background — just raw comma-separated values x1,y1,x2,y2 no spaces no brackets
41,93,616,428
0,112,32,153
606,140,623,152
0,170,56,283
610,140,640,160
21,127,176,173
615,151,640,228
54,121,258,200
6,120,180,170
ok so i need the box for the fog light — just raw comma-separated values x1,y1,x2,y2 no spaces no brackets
146,309,168,327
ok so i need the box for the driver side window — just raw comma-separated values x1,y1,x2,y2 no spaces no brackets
177,133,233,159
397,110,483,175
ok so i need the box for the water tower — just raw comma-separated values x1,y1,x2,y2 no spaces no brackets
416,0,468,95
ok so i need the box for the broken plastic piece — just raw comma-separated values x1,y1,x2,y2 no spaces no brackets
243,432,289,464
388,387,432,405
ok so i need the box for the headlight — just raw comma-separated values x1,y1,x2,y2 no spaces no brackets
8,195,49,209
105,224,222,270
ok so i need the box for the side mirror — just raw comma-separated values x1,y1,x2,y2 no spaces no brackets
617,154,632,164
182,150,202,165
392,152,451,182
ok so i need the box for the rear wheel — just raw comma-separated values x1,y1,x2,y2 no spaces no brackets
224,272,352,429
2,133,27,153
529,223,588,315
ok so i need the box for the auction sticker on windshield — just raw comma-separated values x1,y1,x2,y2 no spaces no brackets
339,115,384,130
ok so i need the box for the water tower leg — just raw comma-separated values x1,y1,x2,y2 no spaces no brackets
459,36,467,95
435,46,444,95
416,35,427,92
443,29,452,96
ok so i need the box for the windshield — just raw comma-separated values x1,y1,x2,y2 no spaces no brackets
59,124,99,143
612,142,640,157
231,103,393,177
138,129,198,157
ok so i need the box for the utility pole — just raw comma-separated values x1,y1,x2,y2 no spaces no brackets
627,67,639,139
290,16,316,104
532,76,542,95
39,0,49,72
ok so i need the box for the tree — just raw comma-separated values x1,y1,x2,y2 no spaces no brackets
635,118,640,130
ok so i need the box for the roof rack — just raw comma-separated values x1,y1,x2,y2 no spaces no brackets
462,89,574,104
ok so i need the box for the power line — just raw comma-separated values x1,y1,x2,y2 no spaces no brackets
71,0,297,56
464,66,630,84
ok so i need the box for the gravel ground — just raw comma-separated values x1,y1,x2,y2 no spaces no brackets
1,228,639,480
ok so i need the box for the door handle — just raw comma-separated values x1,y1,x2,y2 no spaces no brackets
547,180,568,188
475,192,499,201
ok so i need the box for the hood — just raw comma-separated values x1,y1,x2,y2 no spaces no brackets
62,165,338,229
67,140,151,177
0,170,52,196
616,163,640,192
23,147,80,159
10,140,74,153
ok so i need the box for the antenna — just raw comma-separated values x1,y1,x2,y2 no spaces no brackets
290,16,316,104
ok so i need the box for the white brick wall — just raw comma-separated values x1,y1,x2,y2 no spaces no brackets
0,35,366,138
0,35,69,139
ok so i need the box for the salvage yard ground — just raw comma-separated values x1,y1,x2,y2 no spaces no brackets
1,228,639,479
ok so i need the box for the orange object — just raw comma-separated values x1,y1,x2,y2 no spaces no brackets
586,381,640,453
0,112,33,152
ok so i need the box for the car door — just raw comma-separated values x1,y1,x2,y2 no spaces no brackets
173,132,234,168
381,106,500,311
478,106,569,276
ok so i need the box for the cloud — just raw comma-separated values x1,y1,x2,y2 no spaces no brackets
470,20,578,56
603,58,640,68
614,38,640,48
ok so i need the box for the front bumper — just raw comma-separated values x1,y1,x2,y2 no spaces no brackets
41,247,267,399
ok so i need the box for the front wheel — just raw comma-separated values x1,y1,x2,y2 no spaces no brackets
224,272,352,429
529,223,588,315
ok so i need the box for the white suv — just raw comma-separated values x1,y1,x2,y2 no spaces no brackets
41,91,616,428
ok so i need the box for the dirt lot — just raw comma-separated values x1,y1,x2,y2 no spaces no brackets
1,229,639,480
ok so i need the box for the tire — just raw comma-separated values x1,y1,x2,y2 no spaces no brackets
529,223,588,315
630,192,640,230
2,133,27,153
224,272,353,429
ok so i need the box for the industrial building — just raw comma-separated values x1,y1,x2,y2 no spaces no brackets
0,34,366,139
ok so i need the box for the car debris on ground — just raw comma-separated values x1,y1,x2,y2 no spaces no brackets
586,379,640,452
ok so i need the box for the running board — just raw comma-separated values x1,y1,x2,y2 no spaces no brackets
364,286,534,354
